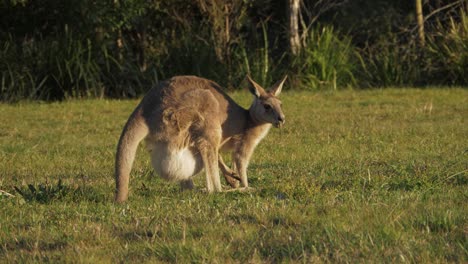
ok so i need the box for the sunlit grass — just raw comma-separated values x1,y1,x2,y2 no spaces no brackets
0,89,467,262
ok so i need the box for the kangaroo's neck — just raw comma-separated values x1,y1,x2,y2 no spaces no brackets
244,107,272,144
248,107,264,126
222,101,272,142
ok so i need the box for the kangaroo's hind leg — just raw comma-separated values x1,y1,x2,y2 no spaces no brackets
196,127,222,193
182,88,223,192
199,144,222,192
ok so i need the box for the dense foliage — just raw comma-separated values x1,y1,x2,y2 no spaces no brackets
0,0,467,100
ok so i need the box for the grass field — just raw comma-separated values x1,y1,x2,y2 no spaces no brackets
0,89,467,263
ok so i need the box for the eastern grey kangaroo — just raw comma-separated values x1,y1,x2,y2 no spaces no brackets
114,75,286,202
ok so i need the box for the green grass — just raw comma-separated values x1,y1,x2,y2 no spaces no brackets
0,89,467,263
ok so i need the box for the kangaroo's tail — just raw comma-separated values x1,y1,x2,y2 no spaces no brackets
115,107,149,203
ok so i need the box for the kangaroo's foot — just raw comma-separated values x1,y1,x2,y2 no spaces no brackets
223,170,241,188
223,186,255,193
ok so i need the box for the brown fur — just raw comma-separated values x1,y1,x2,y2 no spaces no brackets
114,75,286,202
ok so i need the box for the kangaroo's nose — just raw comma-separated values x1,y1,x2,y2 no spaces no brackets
275,115,285,128
278,115,285,123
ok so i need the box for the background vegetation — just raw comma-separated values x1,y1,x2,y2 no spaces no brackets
0,89,467,262
1,0,467,101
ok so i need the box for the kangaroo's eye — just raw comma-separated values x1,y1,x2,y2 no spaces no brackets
263,104,272,111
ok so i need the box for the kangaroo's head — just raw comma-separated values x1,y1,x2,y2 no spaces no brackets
247,75,287,128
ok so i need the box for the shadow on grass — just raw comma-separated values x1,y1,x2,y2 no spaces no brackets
14,179,106,204
1,237,69,253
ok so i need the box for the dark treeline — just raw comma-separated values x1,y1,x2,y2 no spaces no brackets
0,0,467,101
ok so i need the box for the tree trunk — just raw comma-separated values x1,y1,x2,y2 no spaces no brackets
116,29,124,62
415,0,425,47
114,0,124,62
288,0,301,55
225,3,233,89
135,26,147,72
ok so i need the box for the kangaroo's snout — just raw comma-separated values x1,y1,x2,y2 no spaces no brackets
275,115,285,128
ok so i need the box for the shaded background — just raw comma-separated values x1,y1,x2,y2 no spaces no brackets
0,0,466,100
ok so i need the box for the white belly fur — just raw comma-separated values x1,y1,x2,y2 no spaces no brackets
150,142,203,181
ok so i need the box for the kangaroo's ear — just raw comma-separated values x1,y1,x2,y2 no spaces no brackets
269,75,288,97
246,75,266,98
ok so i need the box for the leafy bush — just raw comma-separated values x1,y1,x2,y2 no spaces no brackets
235,22,287,88
356,34,422,88
425,10,468,86
14,180,70,203
0,30,155,101
1,1,467,101
356,9,468,88
292,26,357,90
157,30,225,84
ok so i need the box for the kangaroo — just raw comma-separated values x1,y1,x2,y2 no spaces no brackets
114,75,286,202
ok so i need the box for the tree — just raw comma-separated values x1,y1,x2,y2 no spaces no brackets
289,0,301,55
287,0,349,56
415,0,425,47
